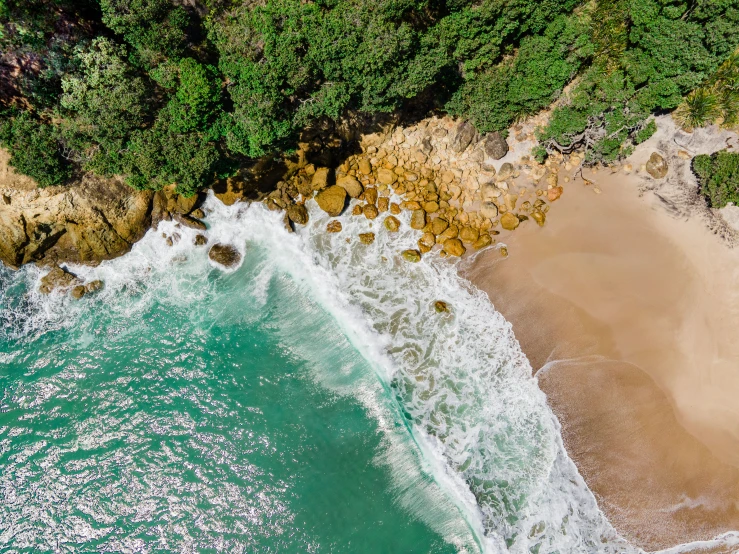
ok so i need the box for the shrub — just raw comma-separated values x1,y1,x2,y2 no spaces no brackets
693,150,739,208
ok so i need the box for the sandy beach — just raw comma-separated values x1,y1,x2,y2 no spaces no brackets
463,139,739,551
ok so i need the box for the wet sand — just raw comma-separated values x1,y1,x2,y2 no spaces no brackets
463,172,739,551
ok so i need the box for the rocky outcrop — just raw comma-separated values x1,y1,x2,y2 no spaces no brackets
208,243,241,268
646,152,668,179
0,165,154,269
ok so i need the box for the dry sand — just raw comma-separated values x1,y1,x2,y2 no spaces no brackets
463,154,739,551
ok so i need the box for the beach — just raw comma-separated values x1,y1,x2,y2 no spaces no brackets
463,159,739,551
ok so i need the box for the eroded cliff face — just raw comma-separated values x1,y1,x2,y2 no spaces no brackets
0,150,153,269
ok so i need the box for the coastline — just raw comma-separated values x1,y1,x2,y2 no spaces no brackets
463,126,739,550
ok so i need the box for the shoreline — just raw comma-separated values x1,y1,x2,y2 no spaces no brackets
462,130,739,550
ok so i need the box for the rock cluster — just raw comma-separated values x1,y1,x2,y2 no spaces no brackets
38,265,103,299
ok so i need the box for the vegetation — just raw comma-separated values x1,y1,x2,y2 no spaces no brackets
1,0,738,191
693,150,739,209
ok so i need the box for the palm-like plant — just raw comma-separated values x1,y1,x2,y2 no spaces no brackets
674,88,720,131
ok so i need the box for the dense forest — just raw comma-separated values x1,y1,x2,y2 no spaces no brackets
1,0,738,195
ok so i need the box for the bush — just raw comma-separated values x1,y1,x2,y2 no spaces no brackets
693,150,739,208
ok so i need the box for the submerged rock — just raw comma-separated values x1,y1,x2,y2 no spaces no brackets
359,232,375,245
70,285,86,300
208,244,242,268
194,234,208,246
434,300,449,313
401,249,422,262
326,220,342,233
384,216,401,232
39,266,82,295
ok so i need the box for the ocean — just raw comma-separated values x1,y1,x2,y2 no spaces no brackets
0,195,640,553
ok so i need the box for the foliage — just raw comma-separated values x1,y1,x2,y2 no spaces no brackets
693,150,739,208
673,88,721,130
0,111,71,186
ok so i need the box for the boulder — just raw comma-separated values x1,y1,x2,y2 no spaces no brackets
190,208,205,220
423,201,440,214
410,209,427,230
437,225,459,243
497,163,514,180
442,238,466,257
173,213,207,231
402,249,422,263
364,187,378,205
208,244,242,268
473,234,493,250
390,203,401,215
484,132,509,160
418,232,436,253
359,232,375,245
434,300,449,313
70,285,86,300
384,216,401,232
646,152,668,179
352,204,364,216
39,266,81,295
430,218,449,236
451,121,476,153
316,186,347,217
377,197,389,212
194,234,208,246
480,202,499,219
532,210,546,227
337,175,364,198
287,203,309,225
326,220,342,233
459,226,480,244
547,186,563,202
377,168,397,185
358,159,372,175
500,212,520,231
363,204,379,220
312,167,331,190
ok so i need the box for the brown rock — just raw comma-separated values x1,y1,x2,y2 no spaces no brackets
434,300,449,313
442,238,466,257
173,213,207,231
312,167,331,190
337,175,364,198
532,210,546,227
214,176,246,206
190,208,205,219
84,280,104,294
497,163,514,180
363,204,379,219
209,244,242,268
377,197,389,212
459,226,480,244
390,203,401,215
646,152,668,179
402,249,422,263
402,201,422,211
437,225,459,243
418,232,436,253
364,187,378,205
70,285,86,300
326,220,342,233
359,159,372,175
359,232,375,245
377,168,397,185
384,216,401,232
194,234,208,246
473,234,493,250
480,202,499,219
500,212,520,231
352,204,364,216
430,217,449,236
316,185,347,217
484,132,509,160
423,201,439,214
287,203,309,225
547,186,563,202
39,266,82,295
410,209,427,230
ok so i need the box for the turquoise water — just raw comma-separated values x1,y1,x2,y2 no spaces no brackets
0,253,473,552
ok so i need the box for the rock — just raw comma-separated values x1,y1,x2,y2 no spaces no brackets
312,167,331,190
402,249,422,263
163,184,199,215
547,186,563,202
434,300,449,313
497,163,514,180
451,121,476,153
364,187,378,205
410,209,427,230
437,225,459,243
377,168,397,185
423,201,439,214
646,152,668,179
190,208,205,219
326,220,342,233
208,244,242,268
500,212,520,231
287,203,309,225
377,197,389,212
316,185,347,216
352,204,364,216
442,238,466,257
70,285,86,300
459,226,480,244
384,216,401,232
500,246,508,257
39,266,81,294
359,159,372,175
390,203,401,215
484,132,509,159
480,202,499,219
363,204,379,219
473,234,493,250
469,149,485,162
431,218,449,236
336,175,363,198
173,213,207,231
194,234,208,246
359,232,375,245
84,279,104,294
214,176,246,206
402,201,422,210
481,184,502,201
418,232,436,253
